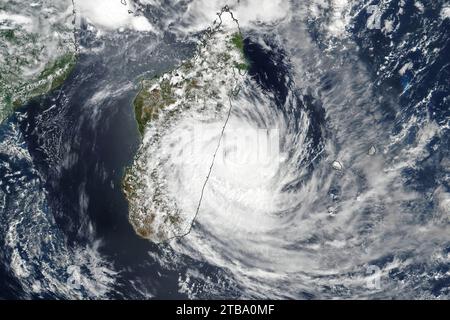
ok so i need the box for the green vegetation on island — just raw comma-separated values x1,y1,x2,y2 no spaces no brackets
134,79,176,135
1,29,16,42
132,30,251,137
230,32,245,53
230,32,250,71
123,8,252,242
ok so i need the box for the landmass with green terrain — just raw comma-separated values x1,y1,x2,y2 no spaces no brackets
132,26,249,136
0,0,77,122
123,8,249,242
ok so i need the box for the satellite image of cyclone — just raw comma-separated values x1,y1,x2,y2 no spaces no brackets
0,0,449,300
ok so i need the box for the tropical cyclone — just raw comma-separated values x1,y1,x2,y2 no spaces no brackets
123,7,248,243
0,0,77,122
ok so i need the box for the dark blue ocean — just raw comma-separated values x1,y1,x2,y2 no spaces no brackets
0,0,449,299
